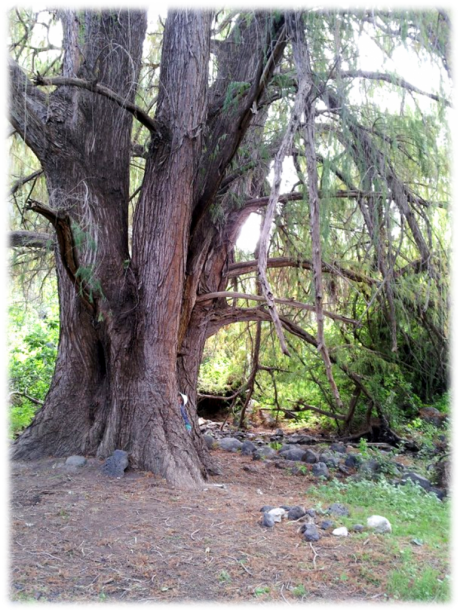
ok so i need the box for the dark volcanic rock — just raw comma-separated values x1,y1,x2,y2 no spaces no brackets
312,462,329,478
287,506,307,520
401,471,433,491
279,447,307,462
345,453,361,468
330,442,347,454
320,520,334,530
218,437,243,452
253,446,277,460
327,503,349,517
241,440,257,456
261,512,275,528
303,449,319,464
301,523,321,542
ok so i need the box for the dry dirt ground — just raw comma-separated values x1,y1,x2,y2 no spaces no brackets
8,446,439,603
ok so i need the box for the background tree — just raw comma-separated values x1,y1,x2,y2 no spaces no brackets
8,8,450,486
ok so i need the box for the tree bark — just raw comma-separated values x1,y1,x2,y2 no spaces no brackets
10,9,288,488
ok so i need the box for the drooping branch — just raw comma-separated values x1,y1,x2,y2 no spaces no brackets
433,2,458,39
256,14,316,357
33,73,166,137
10,169,44,196
337,70,451,106
196,291,359,325
322,87,433,267
289,11,344,410
9,230,55,250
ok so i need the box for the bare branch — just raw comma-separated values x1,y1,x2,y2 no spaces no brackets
227,256,376,285
338,70,451,106
294,401,347,421
196,291,359,325
9,230,55,249
9,391,44,406
206,305,373,401
33,73,166,137
2,170,43,202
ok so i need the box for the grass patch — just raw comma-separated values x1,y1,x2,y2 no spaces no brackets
388,562,450,601
307,477,450,602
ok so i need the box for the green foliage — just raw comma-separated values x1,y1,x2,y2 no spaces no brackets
388,563,449,601
9,303,59,437
309,478,449,546
223,81,251,113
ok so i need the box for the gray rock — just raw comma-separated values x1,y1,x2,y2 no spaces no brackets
204,434,216,449
305,508,317,518
253,446,277,460
287,506,307,520
218,437,243,452
280,447,307,462
65,455,87,468
102,450,129,477
241,440,257,456
303,449,319,464
319,452,340,467
260,505,275,512
320,520,334,530
345,453,361,468
327,503,349,517
301,524,321,542
402,471,432,491
261,512,275,528
267,507,286,522
312,462,329,478
330,442,347,454
429,487,447,500
332,526,348,537
352,524,364,533
359,459,381,476
367,515,391,533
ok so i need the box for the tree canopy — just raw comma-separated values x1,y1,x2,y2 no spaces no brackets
8,7,451,486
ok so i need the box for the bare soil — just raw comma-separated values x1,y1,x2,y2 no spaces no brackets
8,446,441,603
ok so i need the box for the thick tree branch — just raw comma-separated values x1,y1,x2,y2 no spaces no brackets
2,170,43,202
9,58,49,155
33,74,166,137
196,290,359,325
338,70,451,106
206,305,373,403
26,199,94,312
9,230,55,249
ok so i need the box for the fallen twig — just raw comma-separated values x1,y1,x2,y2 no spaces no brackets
280,583,291,604
190,529,200,541
309,542,318,570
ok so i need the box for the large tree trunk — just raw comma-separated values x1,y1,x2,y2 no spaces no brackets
11,10,212,487
10,9,287,488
